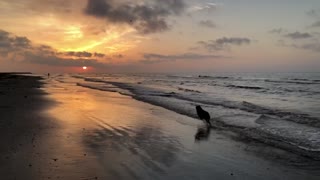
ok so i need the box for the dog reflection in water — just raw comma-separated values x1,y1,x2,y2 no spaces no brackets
195,125,211,141
195,105,212,141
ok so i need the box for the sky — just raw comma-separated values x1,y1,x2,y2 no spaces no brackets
0,0,320,73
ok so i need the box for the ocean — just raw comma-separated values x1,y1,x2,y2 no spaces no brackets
64,72,320,159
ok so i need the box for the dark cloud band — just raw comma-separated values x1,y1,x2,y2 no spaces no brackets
141,53,226,64
0,29,108,68
284,32,313,39
84,0,186,34
198,37,251,51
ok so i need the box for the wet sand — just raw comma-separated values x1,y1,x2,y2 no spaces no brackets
1,74,320,180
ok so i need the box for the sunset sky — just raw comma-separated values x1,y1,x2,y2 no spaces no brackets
0,0,320,73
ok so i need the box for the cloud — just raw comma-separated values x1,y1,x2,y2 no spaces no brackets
141,53,226,64
1,0,75,18
269,28,286,34
306,9,320,18
58,51,106,58
198,37,251,51
188,3,220,13
0,29,108,68
113,54,124,58
0,30,32,50
59,51,92,57
310,21,320,28
306,9,320,28
291,43,320,52
23,52,103,67
270,29,314,39
277,39,320,53
269,29,320,44
94,52,106,58
284,32,313,39
198,20,216,28
84,0,186,34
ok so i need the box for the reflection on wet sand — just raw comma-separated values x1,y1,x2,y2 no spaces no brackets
82,121,182,177
195,125,211,141
43,78,185,179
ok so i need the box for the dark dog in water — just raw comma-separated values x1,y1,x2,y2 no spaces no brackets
196,105,211,126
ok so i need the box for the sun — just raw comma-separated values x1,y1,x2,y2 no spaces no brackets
82,66,87,70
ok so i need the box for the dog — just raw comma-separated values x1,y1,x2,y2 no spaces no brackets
196,105,211,126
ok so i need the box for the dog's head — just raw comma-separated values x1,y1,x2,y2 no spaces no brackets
196,105,202,111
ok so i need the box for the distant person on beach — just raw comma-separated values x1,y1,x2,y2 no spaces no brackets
196,105,211,126
47,73,50,78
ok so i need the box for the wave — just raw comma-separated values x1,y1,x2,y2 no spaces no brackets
252,115,320,151
208,82,319,96
71,75,84,79
82,77,320,127
265,79,319,85
226,85,264,90
276,87,320,96
84,77,107,83
166,75,193,78
285,78,320,83
289,78,312,81
77,82,133,96
139,94,320,159
178,87,201,93
198,75,230,79
174,95,320,126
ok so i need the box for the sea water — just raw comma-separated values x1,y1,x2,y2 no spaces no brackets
68,72,320,159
